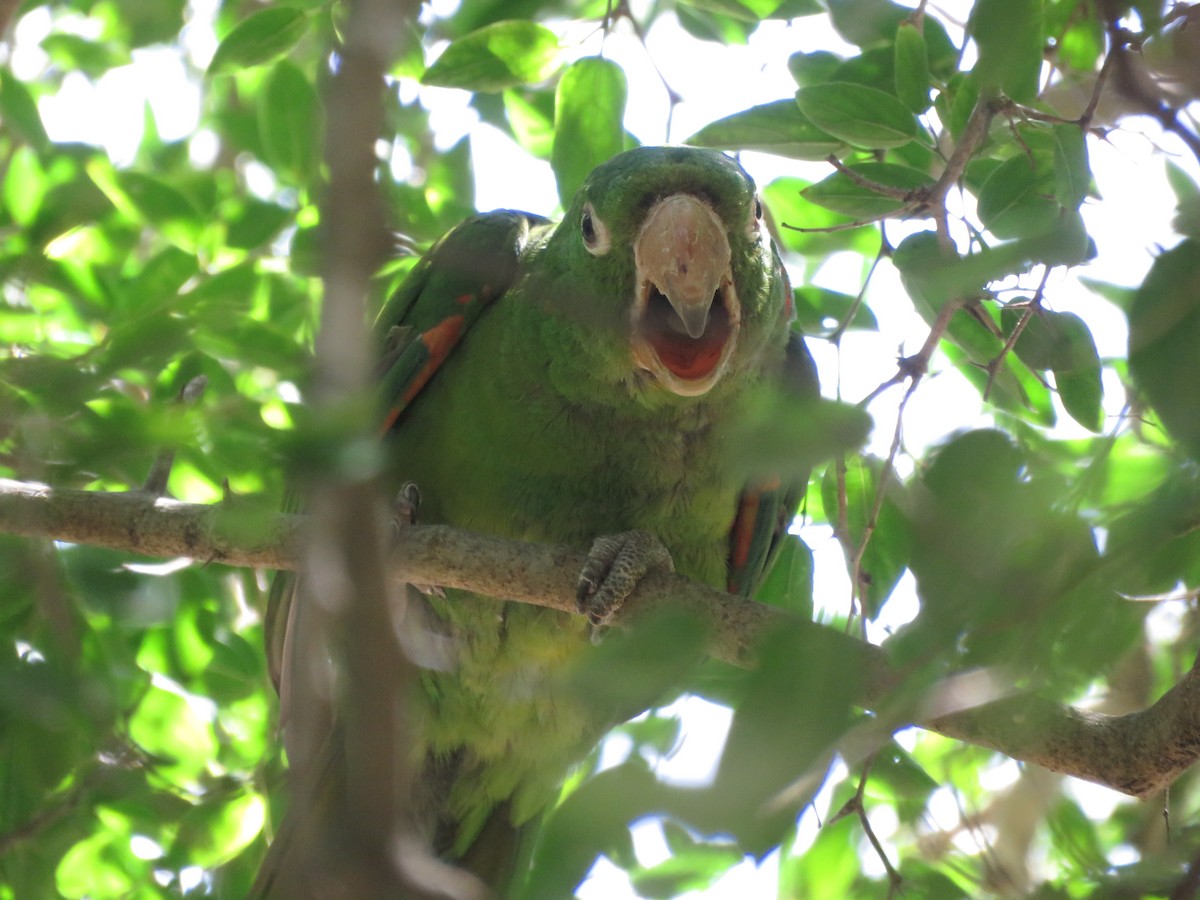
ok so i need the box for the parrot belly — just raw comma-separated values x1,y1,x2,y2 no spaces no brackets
383,308,741,853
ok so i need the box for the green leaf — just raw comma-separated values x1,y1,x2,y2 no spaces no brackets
1056,366,1103,433
976,152,1058,239
167,789,266,868
1128,239,1200,458
686,100,844,160
827,0,910,47
896,219,1090,319
1052,124,1090,211
969,0,1044,102
1166,161,1200,240
795,82,919,150
568,609,707,724
1079,275,1136,310
128,683,218,783
801,161,934,218
753,535,814,616
631,841,744,898
1056,17,1105,70
120,172,204,249
829,45,897,94
39,34,131,78
793,285,879,335
728,394,873,484
522,764,662,900
826,0,959,75
707,624,858,852
936,72,981,139
422,20,561,91
763,176,882,258
122,246,199,302
3,146,46,227
207,7,308,75
820,457,911,617
121,0,188,47
787,50,842,88
260,60,321,183
1047,798,1108,872
676,4,756,44
1002,305,1056,370
0,70,49,149
1050,312,1103,432
56,828,148,899
866,741,939,821
780,819,859,899
894,21,932,112
679,0,788,19
552,57,627,207
504,89,555,158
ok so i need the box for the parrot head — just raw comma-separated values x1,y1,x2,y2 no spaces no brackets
536,147,790,404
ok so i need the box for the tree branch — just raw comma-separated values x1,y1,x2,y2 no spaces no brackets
2,476,1197,800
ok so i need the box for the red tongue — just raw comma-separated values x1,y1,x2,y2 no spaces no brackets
649,331,725,380
640,287,732,381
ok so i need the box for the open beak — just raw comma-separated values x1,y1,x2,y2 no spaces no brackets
631,194,740,396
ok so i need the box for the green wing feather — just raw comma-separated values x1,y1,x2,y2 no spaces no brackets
375,210,549,434
265,210,548,693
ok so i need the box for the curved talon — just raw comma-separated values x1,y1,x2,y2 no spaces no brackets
576,530,674,632
391,482,423,530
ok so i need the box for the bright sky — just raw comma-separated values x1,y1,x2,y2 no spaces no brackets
10,0,1200,895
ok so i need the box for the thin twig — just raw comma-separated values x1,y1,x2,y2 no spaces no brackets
824,154,918,200
828,756,904,895
982,267,1051,401
829,242,888,346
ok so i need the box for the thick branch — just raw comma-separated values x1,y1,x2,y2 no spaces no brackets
2,477,1197,799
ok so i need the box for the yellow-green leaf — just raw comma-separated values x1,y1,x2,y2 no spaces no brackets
207,7,307,75
686,100,844,159
260,59,321,183
894,21,931,113
801,162,933,218
1128,239,1200,458
969,0,1044,102
422,21,560,92
553,57,627,207
795,82,919,150
977,153,1058,239
1053,124,1090,211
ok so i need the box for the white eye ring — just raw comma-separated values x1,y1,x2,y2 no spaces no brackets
580,202,611,255
747,195,764,238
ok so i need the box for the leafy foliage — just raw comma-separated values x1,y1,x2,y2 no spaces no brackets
1,0,1200,897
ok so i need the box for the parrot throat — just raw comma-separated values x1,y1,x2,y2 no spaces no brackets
639,281,734,384
631,193,741,397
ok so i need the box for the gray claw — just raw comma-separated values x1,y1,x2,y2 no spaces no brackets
391,483,444,597
392,482,422,529
576,530,674,632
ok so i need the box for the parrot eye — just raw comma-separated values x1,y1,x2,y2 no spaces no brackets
580,203,610,255
747,195,765,238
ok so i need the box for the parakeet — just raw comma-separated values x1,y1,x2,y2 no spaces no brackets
262,146,818,894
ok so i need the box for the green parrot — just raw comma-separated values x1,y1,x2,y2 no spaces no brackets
260,145,818,894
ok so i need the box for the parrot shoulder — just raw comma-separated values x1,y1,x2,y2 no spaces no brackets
376,209,551,433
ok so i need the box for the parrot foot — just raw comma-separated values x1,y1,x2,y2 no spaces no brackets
391,483,445,598
576,530,674,637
